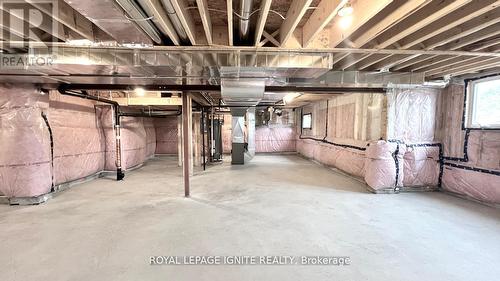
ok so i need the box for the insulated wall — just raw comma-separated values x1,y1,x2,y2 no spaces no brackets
0,85,169,199
255,108,297,153
0,84,51,197
49,91,106,185
297,90,441,191
436,83,500,204
154,116,178,154
100,106,157,170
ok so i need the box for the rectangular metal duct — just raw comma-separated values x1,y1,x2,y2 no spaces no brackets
221,79,265,106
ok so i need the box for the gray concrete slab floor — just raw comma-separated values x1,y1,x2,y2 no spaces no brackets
1,155,499,281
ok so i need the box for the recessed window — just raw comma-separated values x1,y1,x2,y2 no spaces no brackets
467,76,500,129
302,113,312,129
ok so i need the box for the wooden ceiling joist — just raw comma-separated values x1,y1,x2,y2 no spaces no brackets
279,0,313,46
397,0,500,49
372,0,472,49
227,0,233,46
302,0,347,47
428,57,500,78
170,0,197,45
254,0,272,46
329,0,393,48
439,22,500,50
422,7,500,50
196,0,212,45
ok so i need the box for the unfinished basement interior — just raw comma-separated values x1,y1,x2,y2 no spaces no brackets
1,0,499,280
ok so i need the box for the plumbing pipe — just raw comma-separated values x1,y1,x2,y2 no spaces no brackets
57,87,125,181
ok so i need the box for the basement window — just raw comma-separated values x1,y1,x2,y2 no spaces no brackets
302,113,312,129
467,76,500,129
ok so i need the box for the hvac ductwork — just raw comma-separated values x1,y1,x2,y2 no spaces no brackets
158,0,189,42
221,79,265,106
115,0,163,44
239,0,254,42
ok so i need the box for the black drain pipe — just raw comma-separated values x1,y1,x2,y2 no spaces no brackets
57,86,125,181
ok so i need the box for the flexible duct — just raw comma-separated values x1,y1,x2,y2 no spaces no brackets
159,0,189,42
239,0,254,41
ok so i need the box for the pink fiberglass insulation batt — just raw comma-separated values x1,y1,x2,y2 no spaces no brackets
49,92,106,185
0,85,52,197
442,167,500,204
100,106,155,170
255,126,296,153
154,117,178,154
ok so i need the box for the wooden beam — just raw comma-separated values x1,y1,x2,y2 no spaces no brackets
336,53,370,70
370,54,419,70
28,0,96,41
329,0,393,47
427,57,500,78
422,7,500,50
373,0,472,49
302,0,346,47
262,30,280,47
227,0,233,46
254,0,272,46
279,0,313,46
439,22,500,50
257,29,279,47
398,0,500,49
392,55,441,71
449,62,500,77
356,54,391,70
348,0,431,48
170,0,197,45
196,0,212,45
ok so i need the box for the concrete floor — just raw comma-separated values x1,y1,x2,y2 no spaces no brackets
1,155,499,281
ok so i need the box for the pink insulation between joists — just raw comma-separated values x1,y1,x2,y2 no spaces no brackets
154,116,178,154
0,85,52,197
255,126,297,153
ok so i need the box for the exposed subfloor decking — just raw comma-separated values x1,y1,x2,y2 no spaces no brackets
1,155,499,281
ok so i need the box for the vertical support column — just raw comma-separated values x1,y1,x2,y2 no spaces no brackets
182,92,192,197
247,107,256,158
177,115,182,167
193,112,201,167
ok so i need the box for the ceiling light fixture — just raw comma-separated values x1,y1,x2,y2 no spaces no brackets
339,16,353,29
338,1,353,17
135,87,146,96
